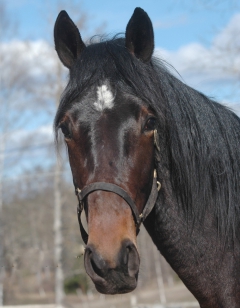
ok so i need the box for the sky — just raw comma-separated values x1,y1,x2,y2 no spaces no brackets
1,0,240,178
4,0,240,97
4,0,239,48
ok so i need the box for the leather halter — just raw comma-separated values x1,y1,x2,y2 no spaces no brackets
75,129,161,245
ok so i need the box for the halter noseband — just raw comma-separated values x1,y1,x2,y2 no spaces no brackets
75,130,161,245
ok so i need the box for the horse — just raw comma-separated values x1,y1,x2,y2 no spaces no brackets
53,7,240,308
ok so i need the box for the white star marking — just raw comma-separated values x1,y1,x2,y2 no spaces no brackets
94,85,114,111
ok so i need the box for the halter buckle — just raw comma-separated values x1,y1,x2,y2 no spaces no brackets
76,188,81,194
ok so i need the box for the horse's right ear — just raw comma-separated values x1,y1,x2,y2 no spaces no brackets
54,10,86,69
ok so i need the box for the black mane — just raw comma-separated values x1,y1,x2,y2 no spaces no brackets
55,37,240,244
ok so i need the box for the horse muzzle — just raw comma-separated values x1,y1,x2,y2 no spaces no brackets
84,239,140,294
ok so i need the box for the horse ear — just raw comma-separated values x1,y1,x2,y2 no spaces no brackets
54,10,86,69
125,7,154,62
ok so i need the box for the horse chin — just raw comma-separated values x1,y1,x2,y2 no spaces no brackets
94,274,138,295
86,262,139,294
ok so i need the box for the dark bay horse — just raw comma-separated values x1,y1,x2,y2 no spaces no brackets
53,7,240,308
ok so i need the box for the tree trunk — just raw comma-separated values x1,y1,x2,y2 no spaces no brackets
53,60,65,307
54,160,64,306
0,135,6,305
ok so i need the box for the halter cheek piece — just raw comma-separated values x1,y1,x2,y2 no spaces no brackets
75,129,161,245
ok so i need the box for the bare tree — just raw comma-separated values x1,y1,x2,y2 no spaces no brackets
53,61,66,307
0,2,55,303
0,3,21,304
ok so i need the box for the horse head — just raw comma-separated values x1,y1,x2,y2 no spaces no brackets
54,8,160,294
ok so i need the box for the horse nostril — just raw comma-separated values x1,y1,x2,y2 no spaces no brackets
90,256,104,278
120,240,140,279
84,246,106,279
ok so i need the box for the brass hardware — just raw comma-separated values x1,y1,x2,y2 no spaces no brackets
157,181,161,191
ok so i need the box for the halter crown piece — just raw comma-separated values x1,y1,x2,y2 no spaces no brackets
75,129,161,245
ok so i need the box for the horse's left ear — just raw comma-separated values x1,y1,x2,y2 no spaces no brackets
54,10,86,69
125,7,154,62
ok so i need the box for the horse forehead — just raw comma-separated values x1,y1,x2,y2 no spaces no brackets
93,84,114,112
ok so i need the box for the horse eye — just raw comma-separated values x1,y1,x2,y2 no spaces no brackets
144,117,156,132
59,123,72,139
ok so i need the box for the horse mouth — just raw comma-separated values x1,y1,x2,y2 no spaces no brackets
94,273,138,294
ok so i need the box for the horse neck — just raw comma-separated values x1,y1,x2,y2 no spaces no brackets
143,172,240,308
